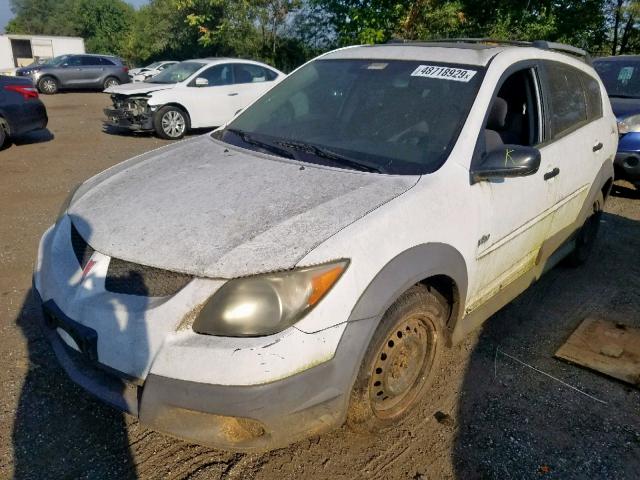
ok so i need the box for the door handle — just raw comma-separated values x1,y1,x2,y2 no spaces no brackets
228,92,238,96
593,142,603,152
544,167,560,181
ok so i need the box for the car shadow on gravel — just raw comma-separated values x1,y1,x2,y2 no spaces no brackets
611,182,640,200
4,129,54,149
452,212,640,479
12,289,138,479
12,214,151,479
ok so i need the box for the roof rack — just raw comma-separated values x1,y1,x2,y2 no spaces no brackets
387,38,591,63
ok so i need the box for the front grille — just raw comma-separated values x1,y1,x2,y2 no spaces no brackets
70,222,192,297
105,258,192,297
70,223,94,269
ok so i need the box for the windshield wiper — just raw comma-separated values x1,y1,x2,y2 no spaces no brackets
276,140,383,173
225,128,295,159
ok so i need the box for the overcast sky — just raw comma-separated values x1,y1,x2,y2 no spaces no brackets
0,0,149,33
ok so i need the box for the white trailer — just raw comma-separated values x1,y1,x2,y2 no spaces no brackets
0,34,85,75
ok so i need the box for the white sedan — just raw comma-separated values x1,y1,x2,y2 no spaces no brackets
104,58,285,139
130,61,178,82
128,60,177,81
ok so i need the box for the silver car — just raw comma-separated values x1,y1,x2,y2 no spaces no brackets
16,54,131,94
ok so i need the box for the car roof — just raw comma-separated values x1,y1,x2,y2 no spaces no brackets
181,57,281,71
322,40,590,67
322,44,505,66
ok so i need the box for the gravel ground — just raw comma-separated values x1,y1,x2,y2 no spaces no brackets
0,93,639,479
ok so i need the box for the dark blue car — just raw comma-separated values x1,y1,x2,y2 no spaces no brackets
0,75,48,148
594,56,640,187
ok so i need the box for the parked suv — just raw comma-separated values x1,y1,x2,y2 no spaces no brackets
16,54,130,94
34,40,616,452
594,55,640,187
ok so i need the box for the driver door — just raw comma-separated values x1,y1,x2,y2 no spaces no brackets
467,65,558,313
179,64,238,128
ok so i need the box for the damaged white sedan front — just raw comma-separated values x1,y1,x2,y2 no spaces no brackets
103,58,284,139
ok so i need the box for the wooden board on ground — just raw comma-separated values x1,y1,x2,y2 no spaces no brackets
555,317,640,386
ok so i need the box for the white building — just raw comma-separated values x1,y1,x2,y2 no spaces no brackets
0,34,85,74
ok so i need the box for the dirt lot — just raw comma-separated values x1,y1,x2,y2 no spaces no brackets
1,93,639,479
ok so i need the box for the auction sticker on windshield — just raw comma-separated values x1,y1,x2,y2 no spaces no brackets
411,65,477,82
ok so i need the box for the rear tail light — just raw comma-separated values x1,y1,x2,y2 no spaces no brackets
4,84,39,100
122,66,129,73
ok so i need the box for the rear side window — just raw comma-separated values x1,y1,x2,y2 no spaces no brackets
233,64,276,84
99,57,116,66
80,56,102,66
544,62,587,137
580,72,603,121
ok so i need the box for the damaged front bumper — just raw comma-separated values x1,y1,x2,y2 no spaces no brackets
104,94,154,132
32,286,374,452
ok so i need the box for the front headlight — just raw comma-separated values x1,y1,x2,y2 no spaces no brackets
193,260,348,337
618,113,640,134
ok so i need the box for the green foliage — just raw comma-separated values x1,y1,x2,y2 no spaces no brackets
74,0,135,55
7,0,640,67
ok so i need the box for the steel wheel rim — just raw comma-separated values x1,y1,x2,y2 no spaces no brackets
105,79,119,88
42,79,56,93
161,111,185,138
369,313,437,419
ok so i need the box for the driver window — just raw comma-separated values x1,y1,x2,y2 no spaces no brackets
66,56,82,67
485,68,541,153
196,64,233,86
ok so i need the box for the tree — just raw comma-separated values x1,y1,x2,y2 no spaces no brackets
6,0,79,35
7,0,134,57
73,0,134,55
609,0,640,54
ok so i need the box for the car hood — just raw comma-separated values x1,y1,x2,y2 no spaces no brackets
609,97,640,120
67,135,417,278
104,82,174,95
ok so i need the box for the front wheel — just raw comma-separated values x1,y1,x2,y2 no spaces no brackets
103,77,120,90
347,284,448,432
154,106,189,140
566,191,604,266
38,76,58,95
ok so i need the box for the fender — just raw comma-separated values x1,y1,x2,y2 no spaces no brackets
349,242,468,336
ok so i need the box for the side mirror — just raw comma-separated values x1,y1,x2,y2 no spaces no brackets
471,145,541,183
194,77,209,87
61,63,69,68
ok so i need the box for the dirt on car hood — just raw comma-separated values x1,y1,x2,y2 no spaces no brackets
67,135,417,278
104,82,173,95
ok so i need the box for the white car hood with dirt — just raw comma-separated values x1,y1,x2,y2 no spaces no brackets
67,135,417,278
104,82,173,95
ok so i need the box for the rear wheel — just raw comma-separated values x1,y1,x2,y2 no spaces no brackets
347,284,448,432
0,121,6,148
103,76,120,89
566,191,604,266
154,106,189,139
38,76,58,94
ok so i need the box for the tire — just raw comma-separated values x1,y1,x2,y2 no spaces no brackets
0,121,7,149
37,76,58,95
347,284,448,432
153,106,189,140
103,76,120,90
566,191,604,267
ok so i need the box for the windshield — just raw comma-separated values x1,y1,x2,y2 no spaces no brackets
145,61,162,70
594,60,640,98
218,59,483,174
39,55,70,67
151,61,204,84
